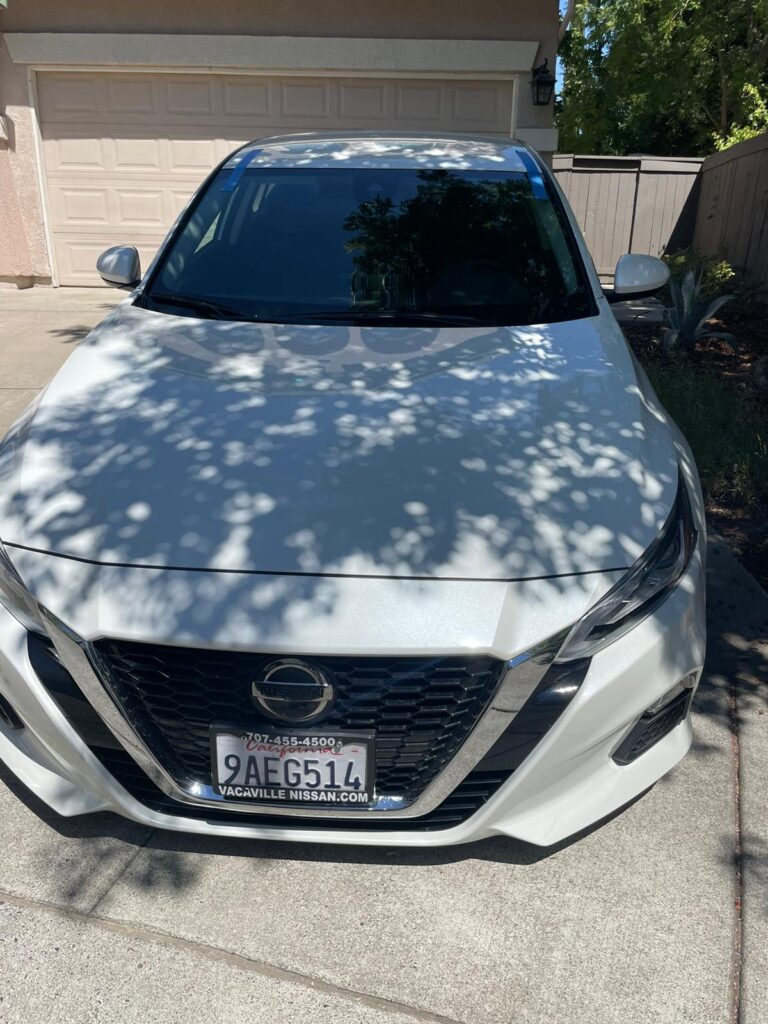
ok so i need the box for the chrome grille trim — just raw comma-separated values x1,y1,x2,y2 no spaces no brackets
42,610,568,820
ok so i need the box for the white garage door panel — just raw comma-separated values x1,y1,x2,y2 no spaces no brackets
38,71,515,285
55,239,164,286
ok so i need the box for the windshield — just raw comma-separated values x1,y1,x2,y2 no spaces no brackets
144,163,595,326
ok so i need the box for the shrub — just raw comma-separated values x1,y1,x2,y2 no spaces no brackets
662,266,736,354
646,364,768,509
662,250,735,298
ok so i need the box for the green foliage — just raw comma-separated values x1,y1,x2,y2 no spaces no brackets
646,363,768,508
663,249,765,306
662,250,735,298
714,84,768,150
557,0,768,156
662,266,736,354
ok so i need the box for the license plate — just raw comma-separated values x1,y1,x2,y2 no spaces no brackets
210,727,375,806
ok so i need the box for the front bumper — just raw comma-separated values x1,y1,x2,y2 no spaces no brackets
0,544,706,847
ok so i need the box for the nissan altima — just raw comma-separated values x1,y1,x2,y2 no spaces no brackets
0,134,705,846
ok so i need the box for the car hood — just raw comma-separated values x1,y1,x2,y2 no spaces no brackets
0,302,679,582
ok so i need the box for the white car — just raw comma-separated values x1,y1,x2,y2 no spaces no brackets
0,134,705,847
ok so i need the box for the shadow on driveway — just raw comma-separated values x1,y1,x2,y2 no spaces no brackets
0,754,652,888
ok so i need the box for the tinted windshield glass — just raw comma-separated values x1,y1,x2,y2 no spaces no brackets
146,164,594,326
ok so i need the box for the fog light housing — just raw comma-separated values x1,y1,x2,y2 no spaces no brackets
613,673,697,765
643,673,697,717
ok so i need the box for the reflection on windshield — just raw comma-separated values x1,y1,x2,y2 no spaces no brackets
148,167,594,328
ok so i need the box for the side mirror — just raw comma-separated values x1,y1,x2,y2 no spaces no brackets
96,245,141,289
608,254,669,303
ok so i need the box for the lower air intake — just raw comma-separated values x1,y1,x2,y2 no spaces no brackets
612,688,692,765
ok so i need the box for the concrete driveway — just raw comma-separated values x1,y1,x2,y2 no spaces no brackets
0,287,766,1024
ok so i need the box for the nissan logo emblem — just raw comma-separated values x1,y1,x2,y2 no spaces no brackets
251,659,334,723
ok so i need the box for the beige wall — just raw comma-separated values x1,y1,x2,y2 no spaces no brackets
0,37,51,283
1,0,557,52
0,0,558,285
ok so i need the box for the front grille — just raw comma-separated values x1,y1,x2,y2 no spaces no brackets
90,640,506,801
30,633,589,832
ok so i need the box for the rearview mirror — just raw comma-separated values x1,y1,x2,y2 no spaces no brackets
608,254,669,303
96,245,141,289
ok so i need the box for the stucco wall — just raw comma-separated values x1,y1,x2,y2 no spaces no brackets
0,38,50,283
0,0,558,284
1,0,557,52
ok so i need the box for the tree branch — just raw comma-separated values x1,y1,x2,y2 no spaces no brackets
701,103,721,131
717,48,729,131
559,0,577,42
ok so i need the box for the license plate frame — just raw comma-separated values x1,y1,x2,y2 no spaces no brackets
210,726,376,806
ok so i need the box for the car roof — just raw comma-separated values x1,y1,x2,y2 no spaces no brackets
221,132,534,172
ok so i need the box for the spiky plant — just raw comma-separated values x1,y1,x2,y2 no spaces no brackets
663,267,737,354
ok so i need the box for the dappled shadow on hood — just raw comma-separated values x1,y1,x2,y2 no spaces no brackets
0,299,690,648
0,304,680,576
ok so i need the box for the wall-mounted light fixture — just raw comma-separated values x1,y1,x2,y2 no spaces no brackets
530,59,556,106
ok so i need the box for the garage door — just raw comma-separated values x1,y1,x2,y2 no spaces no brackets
37,71,515,285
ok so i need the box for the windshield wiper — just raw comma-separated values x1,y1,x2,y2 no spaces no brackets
280,310,503,326
148,292,255,322
145,297,506,327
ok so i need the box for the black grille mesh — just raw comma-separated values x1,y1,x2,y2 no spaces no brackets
90,640,505,800
92,745,511,832
612,688,691,765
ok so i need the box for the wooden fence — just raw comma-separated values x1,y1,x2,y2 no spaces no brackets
693,133,768,292
553,137,768,293
553,153,703,278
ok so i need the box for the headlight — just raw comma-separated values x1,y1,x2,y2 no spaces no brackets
0,541,45,633
556,471,697,662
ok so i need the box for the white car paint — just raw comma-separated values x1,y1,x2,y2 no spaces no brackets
0,547,705,846
0,134,706,845
614,253,670,296
0,304,677,581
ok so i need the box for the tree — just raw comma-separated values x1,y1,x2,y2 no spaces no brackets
343,171,538,309
713,83,768,150
557,0,768,156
